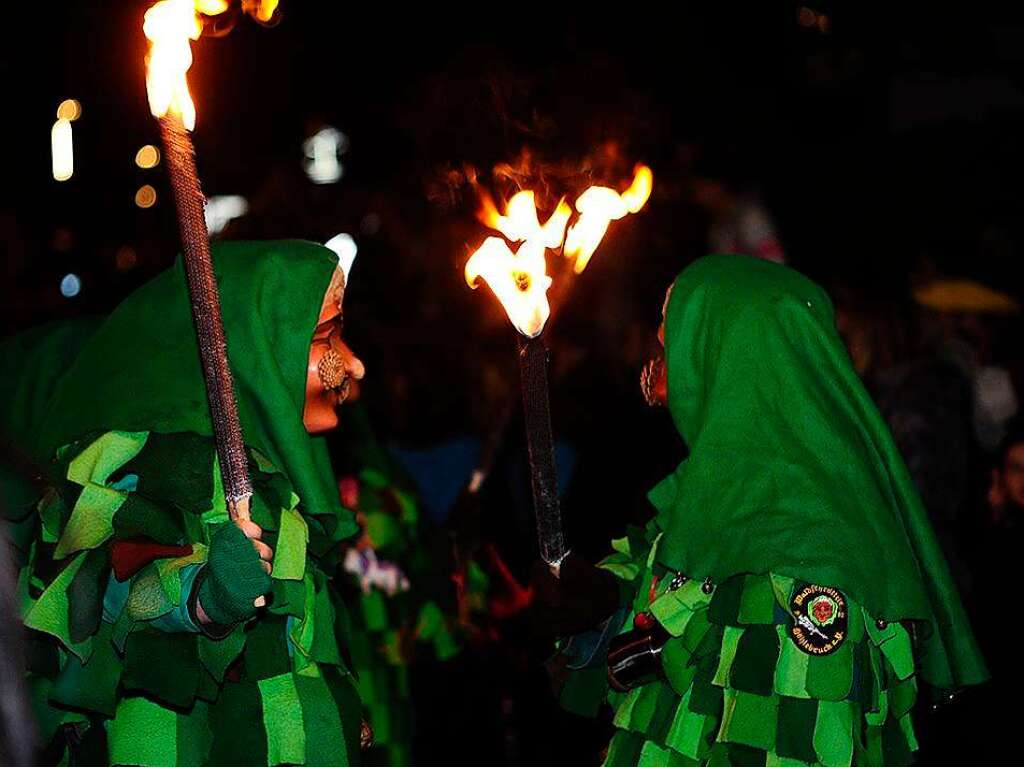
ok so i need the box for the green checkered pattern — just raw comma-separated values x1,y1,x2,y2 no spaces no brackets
22,431,364,766
576,531,919,767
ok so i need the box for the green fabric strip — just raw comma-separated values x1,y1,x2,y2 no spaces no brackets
259,672,306,766
198,627,247,682
273,504,309,581
122,630,200,709
48,620,121,717
812,700,855,767
174,700,213,767
24,551,93,661
665,688,711,760
775,696,819,763
730,624,780,697
773,626,811,699
56,432,148,559
717,688,778,752
108,696,178,767
712,626,746,687
738,575,777,625
805,641,854,701
295,671,350,767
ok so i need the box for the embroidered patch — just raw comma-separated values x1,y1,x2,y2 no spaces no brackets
789,584,847,656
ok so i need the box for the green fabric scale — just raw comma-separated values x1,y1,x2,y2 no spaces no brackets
22,430,363,766
599,537,919,767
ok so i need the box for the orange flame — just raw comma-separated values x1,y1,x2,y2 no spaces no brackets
465,237,552,338
478,191,571,249
564,164,653,273
143,0,229,130
466,163,652,335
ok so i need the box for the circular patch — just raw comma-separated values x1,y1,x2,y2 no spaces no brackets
789,584,848,656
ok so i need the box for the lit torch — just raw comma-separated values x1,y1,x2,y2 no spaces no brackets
464,166,652,571
143,0,253,521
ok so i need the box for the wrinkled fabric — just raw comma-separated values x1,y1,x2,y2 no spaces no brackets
38,240,355,539
649,255,986,691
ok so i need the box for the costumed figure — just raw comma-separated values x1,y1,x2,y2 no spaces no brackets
534,255,987,767
16,241,369,766
335,404,459,767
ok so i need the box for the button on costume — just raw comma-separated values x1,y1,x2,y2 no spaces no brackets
556,256,988,767
13,242,366,766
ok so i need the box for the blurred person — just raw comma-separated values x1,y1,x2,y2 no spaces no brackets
14,242,368,766
987,418,1024,526
333,403,459,767
833,285,978,596
533,256,986,766
691,177,787,264
914,278,1021,454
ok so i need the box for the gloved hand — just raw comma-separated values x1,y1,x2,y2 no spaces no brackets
529,553,622,639
195,520,273,626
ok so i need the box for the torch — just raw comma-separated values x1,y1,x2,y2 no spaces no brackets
465,167,652,571
143,0,252,522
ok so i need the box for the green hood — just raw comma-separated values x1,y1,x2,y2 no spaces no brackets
38,240,356,539
649,254,986,690
0,317,102,514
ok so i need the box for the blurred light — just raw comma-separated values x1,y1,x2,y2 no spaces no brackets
324,233,357,281
56,99,82,122
303,126,347,184
135,145,161,169
60,273,82,298
816,13,830,33
51,119,73,182
360,213,381,236
135,184,158,209
253,0,279,22
797,6,816,27
115,246,138,271
204,195,249,236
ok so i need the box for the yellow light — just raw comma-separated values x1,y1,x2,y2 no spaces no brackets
253,0,279,22
465,237,552,338
135,184,158,209
51,119,74,182
56,99,82,122
135,144,162,169
143,0,205,129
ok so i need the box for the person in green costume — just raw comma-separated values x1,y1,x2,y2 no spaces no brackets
334,403,459,767
17,241,369,766
534,255,988,767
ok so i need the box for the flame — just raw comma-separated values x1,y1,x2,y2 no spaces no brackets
465,237,552,338
143,0,229,130
621,164,653,213
252,0,279,22
564,164,653,273
467,163,652,335
478,191,571,249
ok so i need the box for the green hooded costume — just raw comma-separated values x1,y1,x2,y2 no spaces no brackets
562,255,986,767
17,241,364,766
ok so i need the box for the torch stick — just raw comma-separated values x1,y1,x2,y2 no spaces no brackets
159,114,253,521
516,334,567,570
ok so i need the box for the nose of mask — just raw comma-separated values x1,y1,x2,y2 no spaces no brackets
318,349,348,391
640,354,666,407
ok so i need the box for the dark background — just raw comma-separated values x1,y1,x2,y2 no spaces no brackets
4,2,1022,764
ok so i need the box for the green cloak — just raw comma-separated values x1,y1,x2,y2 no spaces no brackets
648,255,986,691
37,240,356,541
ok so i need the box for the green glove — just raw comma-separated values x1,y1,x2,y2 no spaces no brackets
196,522,271,626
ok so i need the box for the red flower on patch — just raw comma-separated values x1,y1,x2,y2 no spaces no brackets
812,599,834,625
